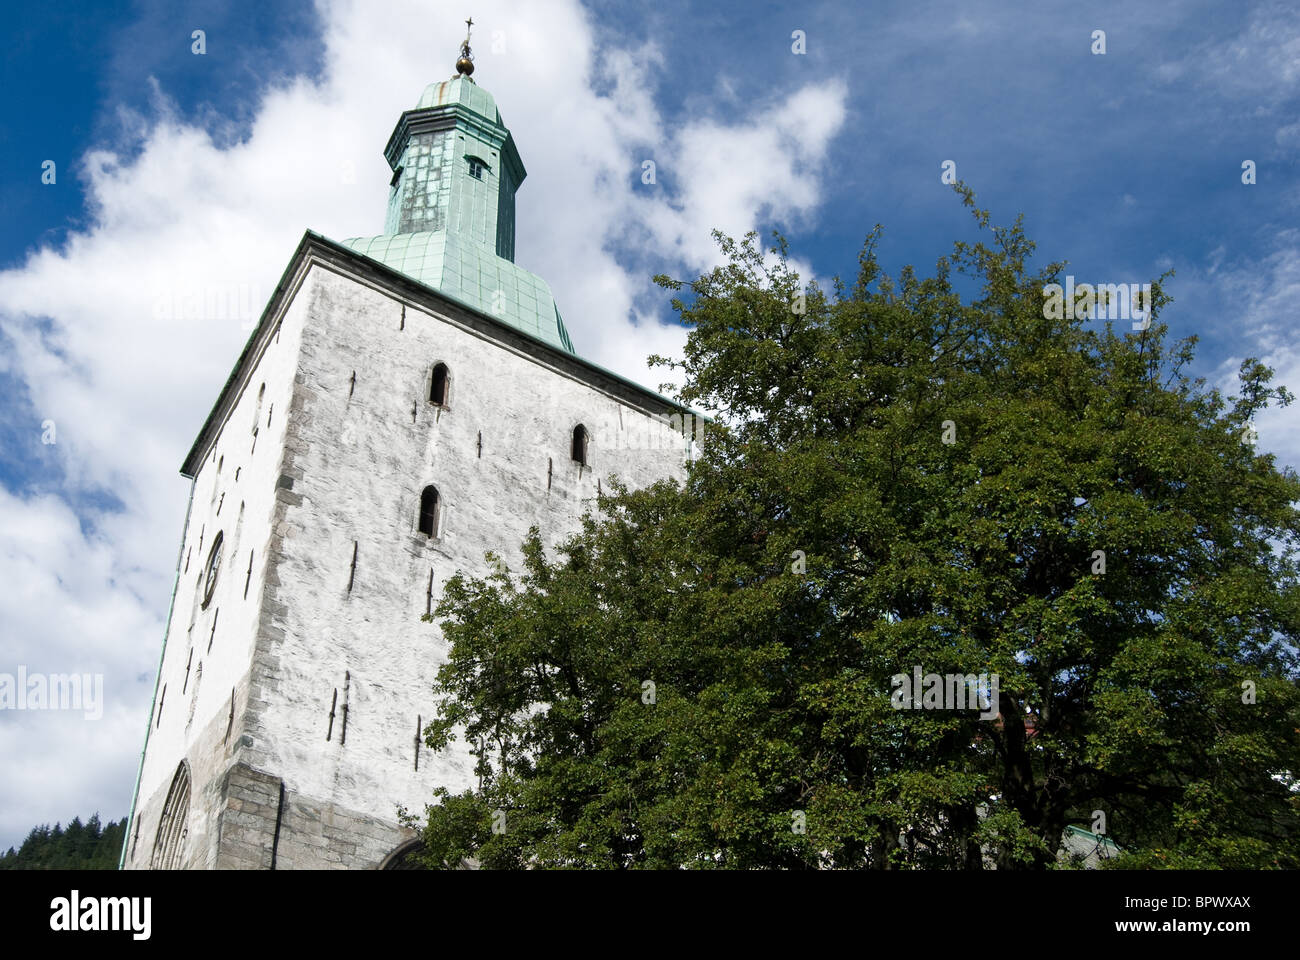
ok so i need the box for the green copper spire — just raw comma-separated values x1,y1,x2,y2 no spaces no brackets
340,24,576,355
383,70,521,256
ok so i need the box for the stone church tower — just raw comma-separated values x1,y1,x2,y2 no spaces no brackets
122,39,695,870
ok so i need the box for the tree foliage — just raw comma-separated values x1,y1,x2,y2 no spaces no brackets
0,814,127,870
411,187,1300,868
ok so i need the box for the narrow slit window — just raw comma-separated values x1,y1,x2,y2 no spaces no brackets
418,485,440,538
571,424,589,465
430,363,449,406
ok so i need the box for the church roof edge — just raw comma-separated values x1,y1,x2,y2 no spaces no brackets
179,230,703,479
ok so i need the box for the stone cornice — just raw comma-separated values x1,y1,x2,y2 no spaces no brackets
382,105,526,187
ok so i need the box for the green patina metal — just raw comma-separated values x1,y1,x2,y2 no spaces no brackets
339,75,576,355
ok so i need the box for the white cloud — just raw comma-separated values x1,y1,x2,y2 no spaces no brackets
0,488,159,848
1209,230,1300,472
1150,3,1300,145
0,0,846,849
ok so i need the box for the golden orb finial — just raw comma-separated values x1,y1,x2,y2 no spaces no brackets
456,17,475,79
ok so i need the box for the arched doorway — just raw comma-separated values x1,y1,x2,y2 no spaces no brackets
378,838,427,870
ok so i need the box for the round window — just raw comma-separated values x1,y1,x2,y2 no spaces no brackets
202,532,224,608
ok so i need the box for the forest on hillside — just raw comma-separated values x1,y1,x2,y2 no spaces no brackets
0,814,126,870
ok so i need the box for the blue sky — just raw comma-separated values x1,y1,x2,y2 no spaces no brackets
1,0,1297,853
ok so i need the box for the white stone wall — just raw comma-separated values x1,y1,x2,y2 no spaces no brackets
245,262,689,837
126,264,311,868
129,248,691,868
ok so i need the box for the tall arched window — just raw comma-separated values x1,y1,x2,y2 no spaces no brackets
430,363,450,407
418,486,440,538
150,761,192,870
571,424,589,465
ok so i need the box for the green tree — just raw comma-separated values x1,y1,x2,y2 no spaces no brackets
411,188,1300,869
0,815,126,870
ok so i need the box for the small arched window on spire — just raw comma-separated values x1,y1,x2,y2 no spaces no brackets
430,363,450,407
418,485,441,538
467,156,488,181
571,424,589,466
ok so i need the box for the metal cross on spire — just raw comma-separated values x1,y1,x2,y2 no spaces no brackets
456,17,475,78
